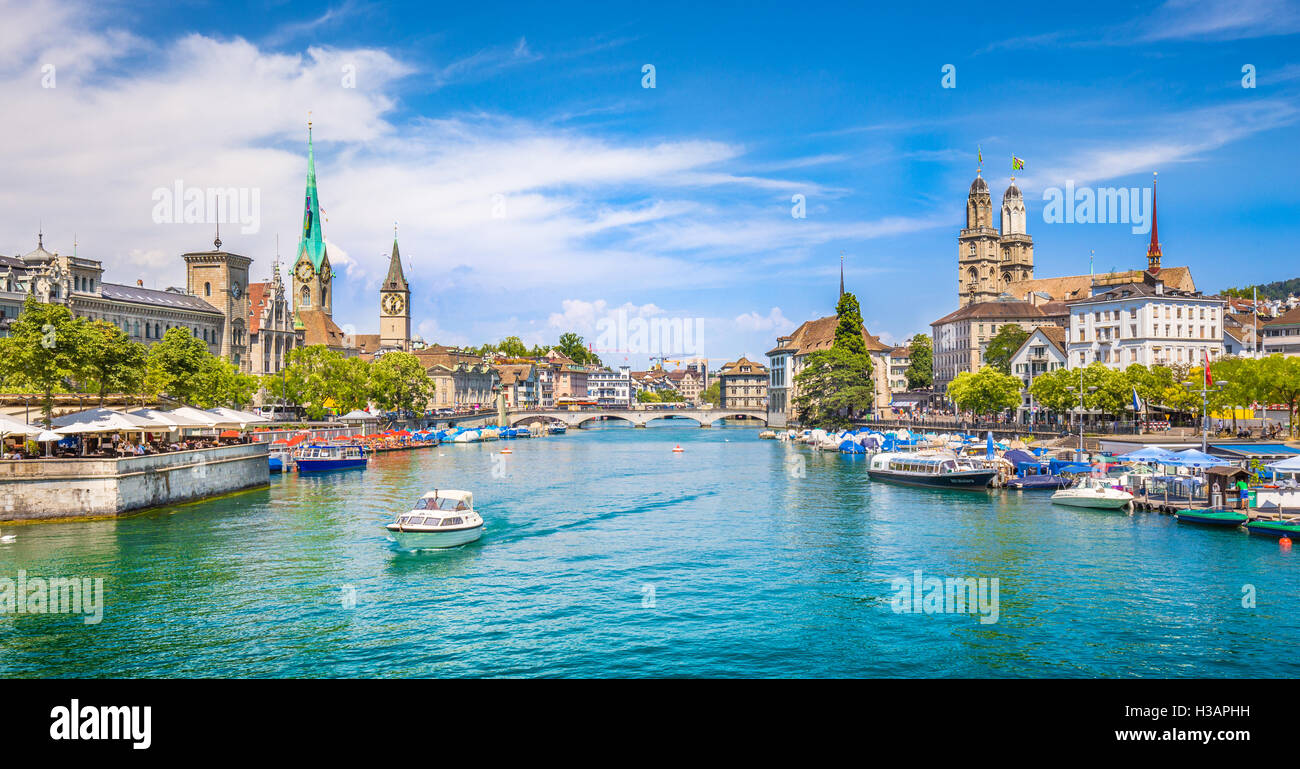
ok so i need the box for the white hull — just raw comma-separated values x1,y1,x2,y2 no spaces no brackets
390,525,483,550
1050,491,1133,509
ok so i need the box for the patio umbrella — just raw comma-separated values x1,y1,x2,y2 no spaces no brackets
986,431,995,460
1120,446,1182,463
0,414,44,440
1265,455,1300,473
130,408,212,429
35,430,62,457
52,407,166,430
1169,448,1231,469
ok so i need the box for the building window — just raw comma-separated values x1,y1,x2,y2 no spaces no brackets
205,282,211,297
301,285,310,307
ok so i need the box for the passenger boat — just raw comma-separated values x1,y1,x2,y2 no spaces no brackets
866,452,997,489
1244,519,1300,538
386,490,484,549
549,424,567,435
1049,476,1134,509
1175,509,1248,527
293,444,367,473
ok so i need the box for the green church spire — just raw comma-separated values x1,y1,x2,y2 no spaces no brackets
297,121,327,272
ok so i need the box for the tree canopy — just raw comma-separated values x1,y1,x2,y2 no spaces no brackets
792,291,875,429
982,325,1030,375
904,333,933,389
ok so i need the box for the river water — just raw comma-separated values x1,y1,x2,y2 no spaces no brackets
1,422,1296,677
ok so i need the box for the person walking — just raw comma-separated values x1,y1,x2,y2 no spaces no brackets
1237,477,1249,511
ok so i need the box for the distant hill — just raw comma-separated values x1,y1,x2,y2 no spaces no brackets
1220,278,1300,300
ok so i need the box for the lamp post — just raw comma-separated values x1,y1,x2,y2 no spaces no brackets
1184,378,1228,453
1066,380,1099,462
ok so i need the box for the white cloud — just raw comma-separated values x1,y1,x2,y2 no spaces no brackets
734,307,790,333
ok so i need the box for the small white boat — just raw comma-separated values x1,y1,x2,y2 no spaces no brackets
386,490,484,549
1050,476,1134,509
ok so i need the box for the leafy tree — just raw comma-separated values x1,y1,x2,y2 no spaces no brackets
0,297,86,425
659,389,684,402
370,351,436,414
792,291,875,429
637,390,661,403
947,366,1022,417
555,332,602,366
144,328,213,404
495,336,528,358
1259,355,1300,436
982,324,1030,375
275,345,348,420
701,380,721,405
81,320,147,405
904,333,933,389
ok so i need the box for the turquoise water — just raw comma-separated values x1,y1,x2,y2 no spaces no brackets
1,422,1297,678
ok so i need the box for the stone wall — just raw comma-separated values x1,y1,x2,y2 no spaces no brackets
0,443,268,521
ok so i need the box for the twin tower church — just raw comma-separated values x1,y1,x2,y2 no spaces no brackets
289,123,411,356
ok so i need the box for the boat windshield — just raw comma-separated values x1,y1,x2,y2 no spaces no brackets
414,496,469,512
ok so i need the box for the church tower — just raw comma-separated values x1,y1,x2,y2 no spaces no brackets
379,228,411,351
291,121,334,319
997,180,1034,291
957,171,1000,306
184,227,251,368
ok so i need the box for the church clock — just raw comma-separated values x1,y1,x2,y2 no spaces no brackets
382,293,405,315
294,261,314,283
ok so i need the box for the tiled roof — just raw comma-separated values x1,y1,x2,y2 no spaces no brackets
296,309,349,348
1006,266,1195,302
932,300,1048,326
719,356,768,376
100,283,223,314
493,363,535,385
780,315,892,356
1267,306,1300,326
1012,325,1068,359
246,282,269,334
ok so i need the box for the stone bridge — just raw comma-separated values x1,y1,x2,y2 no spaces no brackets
507,408,768,428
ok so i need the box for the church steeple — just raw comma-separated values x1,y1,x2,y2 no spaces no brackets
297,120,327,273
1146,172,1162,274
379,222,411,351
291,117,333,318
385,224,408,291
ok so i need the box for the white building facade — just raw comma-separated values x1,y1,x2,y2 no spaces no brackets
1065,278,1225,369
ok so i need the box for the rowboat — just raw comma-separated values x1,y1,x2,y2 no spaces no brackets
1174,509,1248,527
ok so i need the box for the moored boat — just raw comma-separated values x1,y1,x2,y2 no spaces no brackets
1050,476,1133,509
866,452,996,489
268,447,294,473
294,444,367,473
1175,509,1248,527
386,490,484,549
1245,519,1300,538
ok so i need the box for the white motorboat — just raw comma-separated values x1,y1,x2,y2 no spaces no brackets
1050,476,1134,509
386,489,484,549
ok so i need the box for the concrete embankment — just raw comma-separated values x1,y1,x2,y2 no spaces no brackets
0,443,269,522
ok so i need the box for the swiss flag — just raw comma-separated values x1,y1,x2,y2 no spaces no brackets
1204,350,1213,387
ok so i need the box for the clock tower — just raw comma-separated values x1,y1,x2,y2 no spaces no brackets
185,228,251,368
379,230,410,351
291,121,333,319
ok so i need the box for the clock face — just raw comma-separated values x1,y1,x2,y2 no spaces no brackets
294,262,313,282
383,293,405,315
231,283,242,299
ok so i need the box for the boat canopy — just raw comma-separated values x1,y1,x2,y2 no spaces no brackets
416,489,474,510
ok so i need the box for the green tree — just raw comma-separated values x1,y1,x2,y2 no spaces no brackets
496,336,528,358
947,366,1022,417
370,351,436,414
556,332,602,366
0,297,87,425
904,333,933,389
81,320,147,405
637,390,661,403
144,328,214,404
276,345,348,420
701,380,721,405
982,324,1030,375
1259,355,1300,436
792,291,875,429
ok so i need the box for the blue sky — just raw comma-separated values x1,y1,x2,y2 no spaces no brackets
2,0,1298,366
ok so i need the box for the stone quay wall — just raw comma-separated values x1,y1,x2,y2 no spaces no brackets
0,443,269,522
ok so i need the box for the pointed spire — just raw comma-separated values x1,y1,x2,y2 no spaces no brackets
1146,172,1161,274
297,116,327,272
37,223,43,250
839,250,845,299
385,223,408,290
214,220,222,251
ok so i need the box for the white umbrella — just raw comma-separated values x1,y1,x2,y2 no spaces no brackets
52,407,166,430
1265,455,1300,473
208,407,267,425
130,408,211,428
167,406,235,428
0,414,44,439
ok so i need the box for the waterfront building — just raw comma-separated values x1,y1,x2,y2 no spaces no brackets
888,347,911,392
587,366,632,408
1263,307,1300,356
765,316,893,425
958,171,1035,307
379,233,411,352
717,357,768,410
427,361,498,409
183,233,251,367
931,299,1059,395
244,261,302,378
1065,272,1225,368
629,369,678,400
0,233,225,354
664,366,705,404
493,363,540,408
1009,326,1067,422
543,350,589,401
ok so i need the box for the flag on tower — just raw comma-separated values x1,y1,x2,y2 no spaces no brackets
977,145,983,166
1012,155,1025,171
